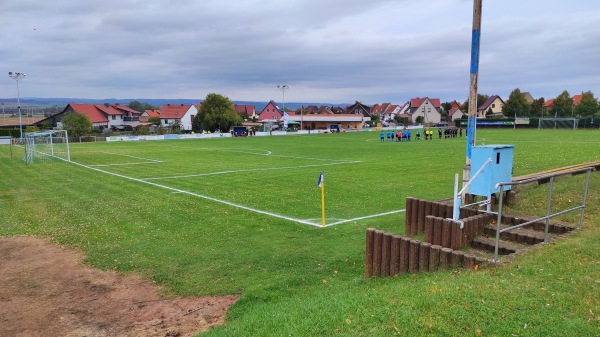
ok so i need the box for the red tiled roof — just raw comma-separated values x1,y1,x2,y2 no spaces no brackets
449,108,462,116
410,97,440,108
68,103,109,123
95,104,121,115
572,94,583,105
144,109,161,117
544,99,555,108
161,104,193,119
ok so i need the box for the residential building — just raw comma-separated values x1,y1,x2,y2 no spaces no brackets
477,95,505,118
258,100,282,121
408,97,442,124
448,107,464,121
345,101,372,118
159,104,198,131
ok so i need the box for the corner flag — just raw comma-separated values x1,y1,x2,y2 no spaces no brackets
317,171,325,227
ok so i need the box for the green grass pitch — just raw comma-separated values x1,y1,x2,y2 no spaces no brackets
1,129,599,336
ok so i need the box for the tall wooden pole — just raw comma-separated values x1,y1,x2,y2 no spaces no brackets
462,0,482,198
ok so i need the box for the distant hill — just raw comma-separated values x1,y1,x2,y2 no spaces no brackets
0,98,353,111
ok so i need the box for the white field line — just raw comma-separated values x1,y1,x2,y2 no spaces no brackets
168,145,352,162
142,161,361,181
88,152,164,167
67,159,324,227
327,209,406,226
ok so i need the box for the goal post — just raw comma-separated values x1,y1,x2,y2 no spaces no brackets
538,118,578,130
23,130,71,164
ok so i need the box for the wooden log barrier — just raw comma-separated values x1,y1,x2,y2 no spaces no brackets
425,216,435,243
450,251,464,268
425,201,433,220
451,221,463,250
419,242,431,273
433,217,443,246
410,198,419,236
373,230,383,277
399,237,410,274
429,245,441,272
381,233,391,276
390,235,401,276
442,219,452,248
405,198,414,236
365,228,375,278
432,201,440,219
408,240,420,274
440,248,452,270
417,199,426,234
463,254,476,269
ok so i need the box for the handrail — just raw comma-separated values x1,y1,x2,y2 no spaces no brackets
493,166,595,261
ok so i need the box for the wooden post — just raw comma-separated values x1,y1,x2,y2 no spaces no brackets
433,217,443,246
365,228,375,278
425,216,435,243
450,251,464,268
451,221,463,250
425,200,433,218
373,230,383,277
419,242,431,273
405,197,414,236
440,248,452,270
442,219,452,248
432,201,440,219
410,198,419,236
417,199,426,234
390,235,401,276
381,233,391,276
408,240,420,274
399,237,410,274
430,245,441,272
438,202,447,219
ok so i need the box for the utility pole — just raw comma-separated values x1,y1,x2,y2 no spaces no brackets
8,72,26,139
462,0,483,198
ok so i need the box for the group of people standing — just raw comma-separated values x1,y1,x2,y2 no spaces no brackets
379,127,463,142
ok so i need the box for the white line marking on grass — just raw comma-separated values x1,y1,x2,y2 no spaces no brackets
88,152,164,167
327,209,406,226
142,161,361,181
67,159,323,227
168,145,350,162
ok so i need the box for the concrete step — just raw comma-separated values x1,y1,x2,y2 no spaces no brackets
470,236,531,256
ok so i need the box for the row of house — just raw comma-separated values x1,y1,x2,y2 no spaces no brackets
37,92,581,133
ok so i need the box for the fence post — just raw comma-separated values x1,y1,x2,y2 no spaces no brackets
373,230,383,277
390,235,401,276
417,199,426,234
408,240,420,273
419,242,431,273
410,198,419,236
442,219,452,248
381,233,391,276
425,216,435,243
430,245,441,272
399,237,410,274
405,198,413,236
433,217,443,246
365,228,375,278
440,248,452,270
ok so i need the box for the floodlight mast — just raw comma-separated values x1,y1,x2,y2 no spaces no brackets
277,84,289,116
8,71,26,139
462,0,482,201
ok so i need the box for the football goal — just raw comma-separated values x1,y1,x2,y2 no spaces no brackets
538,118,578,130
23,130,70,164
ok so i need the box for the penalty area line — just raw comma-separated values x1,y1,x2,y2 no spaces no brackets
68,160,322,227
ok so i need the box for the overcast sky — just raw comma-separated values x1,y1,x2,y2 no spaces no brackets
1,0,599,105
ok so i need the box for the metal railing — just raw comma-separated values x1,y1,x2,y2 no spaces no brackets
493,166,594,261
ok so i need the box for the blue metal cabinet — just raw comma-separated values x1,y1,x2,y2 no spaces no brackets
470,145,514,197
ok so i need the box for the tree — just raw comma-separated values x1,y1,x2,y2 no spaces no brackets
530,97,545,117
62,112,92,137
128,101,160,113
193,93,242,133
574,91,599,117
502,88,531,117
148,116,161,126
459,94,489,114
553,90,573,117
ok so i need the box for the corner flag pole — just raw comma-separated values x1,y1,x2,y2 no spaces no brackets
317,171,326,227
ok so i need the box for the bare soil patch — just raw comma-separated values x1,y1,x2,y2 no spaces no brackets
0,236,237,337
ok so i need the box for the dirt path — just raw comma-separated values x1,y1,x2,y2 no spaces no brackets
0,236,237,337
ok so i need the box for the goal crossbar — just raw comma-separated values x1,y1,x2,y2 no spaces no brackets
23,130,71,164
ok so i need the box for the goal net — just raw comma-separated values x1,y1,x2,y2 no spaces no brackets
24,130,71,164
538,118,578,130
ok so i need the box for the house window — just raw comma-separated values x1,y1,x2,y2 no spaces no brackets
164,119,169,125
492,104,496,108
112,115,116,120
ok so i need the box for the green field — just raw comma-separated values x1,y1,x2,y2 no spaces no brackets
1,129,599,336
